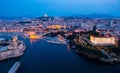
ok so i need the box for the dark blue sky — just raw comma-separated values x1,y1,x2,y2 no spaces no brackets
0,0,120,17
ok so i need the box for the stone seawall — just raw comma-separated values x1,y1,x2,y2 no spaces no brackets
73,41,120,64
0,42,26,60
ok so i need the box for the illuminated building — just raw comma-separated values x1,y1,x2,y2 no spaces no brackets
44,13,48,17
26,31,35,36
47,25,66,30
90,35,116,46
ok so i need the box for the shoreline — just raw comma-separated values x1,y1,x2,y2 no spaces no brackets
0,41,26,61
70,40,120,64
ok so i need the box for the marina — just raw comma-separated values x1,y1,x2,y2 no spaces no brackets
46,35,67,45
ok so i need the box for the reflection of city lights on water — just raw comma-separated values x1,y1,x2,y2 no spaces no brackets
30,39,39,44
30,35,40,39
67,45,71,52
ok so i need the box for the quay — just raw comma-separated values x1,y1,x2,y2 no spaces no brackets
8,62,21,73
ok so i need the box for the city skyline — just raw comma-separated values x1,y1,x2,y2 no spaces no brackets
0,0,120,17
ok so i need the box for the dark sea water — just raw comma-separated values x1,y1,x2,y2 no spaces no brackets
0,33,120,73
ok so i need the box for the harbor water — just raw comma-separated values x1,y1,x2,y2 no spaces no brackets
0,33,120,73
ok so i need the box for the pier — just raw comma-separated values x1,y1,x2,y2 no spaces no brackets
8,62,21,73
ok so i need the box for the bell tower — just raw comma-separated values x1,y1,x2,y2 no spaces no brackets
44,13,48,17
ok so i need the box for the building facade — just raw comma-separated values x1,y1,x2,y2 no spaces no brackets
90,35,116,46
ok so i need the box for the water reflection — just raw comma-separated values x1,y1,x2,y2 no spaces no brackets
67,45,71,52
30,39,39,44
0,34,119,73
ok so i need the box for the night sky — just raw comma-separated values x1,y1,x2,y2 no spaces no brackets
0,0,120,17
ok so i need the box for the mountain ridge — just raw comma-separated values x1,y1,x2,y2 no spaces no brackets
73,13,120,18
0,13,120,20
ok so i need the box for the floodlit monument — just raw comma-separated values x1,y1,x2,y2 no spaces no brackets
90,35,116,46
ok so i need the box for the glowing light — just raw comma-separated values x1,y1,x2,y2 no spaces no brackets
47,25,66,29
90,35,116,45
27,31,36,36
30,35,41,39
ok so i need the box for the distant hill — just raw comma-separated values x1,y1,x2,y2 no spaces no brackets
0,16,22,20
0,13,120,20
0,16,35,20
73,13,120,18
